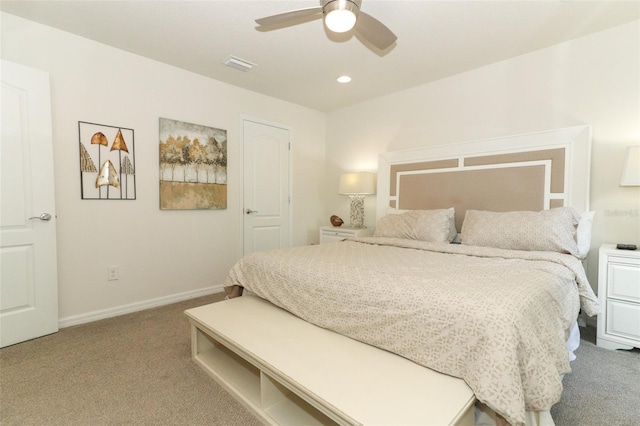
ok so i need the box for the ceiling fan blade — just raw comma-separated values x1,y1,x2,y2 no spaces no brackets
255,7,323,27
354,11,397,50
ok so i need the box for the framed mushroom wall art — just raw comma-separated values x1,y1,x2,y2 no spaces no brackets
78,121,136,200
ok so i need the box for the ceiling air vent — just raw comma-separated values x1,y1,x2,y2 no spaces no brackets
223,55,257,72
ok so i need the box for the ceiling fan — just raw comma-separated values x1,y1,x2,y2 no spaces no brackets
255,0,397,51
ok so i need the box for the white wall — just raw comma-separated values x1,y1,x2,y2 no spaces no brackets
326,21,640,291
3,12,638,323
1,13,327,323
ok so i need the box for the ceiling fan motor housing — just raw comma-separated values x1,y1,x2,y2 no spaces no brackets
323,0,361,14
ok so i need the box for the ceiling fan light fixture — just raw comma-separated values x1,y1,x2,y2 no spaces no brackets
324,0,358,33
255,0,396,50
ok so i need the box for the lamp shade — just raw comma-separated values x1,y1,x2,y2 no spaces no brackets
620,145,640,186
339,172,376,195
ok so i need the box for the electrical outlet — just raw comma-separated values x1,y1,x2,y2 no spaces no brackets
107,266,119,281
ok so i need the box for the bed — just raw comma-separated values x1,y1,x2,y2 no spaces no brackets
221,126,600,426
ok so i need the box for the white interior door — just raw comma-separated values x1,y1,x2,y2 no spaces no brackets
242,119,291,256
1,60,59,348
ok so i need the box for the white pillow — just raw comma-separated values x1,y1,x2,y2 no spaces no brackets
576,211,595,259
376,208,457,242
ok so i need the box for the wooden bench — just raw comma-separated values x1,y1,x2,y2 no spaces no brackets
185,296,475,425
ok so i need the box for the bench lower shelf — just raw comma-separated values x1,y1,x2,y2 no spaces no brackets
185,296,475,426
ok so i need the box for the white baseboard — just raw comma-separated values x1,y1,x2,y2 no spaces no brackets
58,284,224,328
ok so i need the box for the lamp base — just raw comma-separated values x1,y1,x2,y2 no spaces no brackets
349,196,365,228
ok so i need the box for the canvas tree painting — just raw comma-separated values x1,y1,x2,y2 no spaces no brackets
159,118,227,210
79,121,136,200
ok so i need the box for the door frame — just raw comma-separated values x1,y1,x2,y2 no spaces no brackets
239,115,293,258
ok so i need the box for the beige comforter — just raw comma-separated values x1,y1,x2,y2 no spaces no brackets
224,237,600,426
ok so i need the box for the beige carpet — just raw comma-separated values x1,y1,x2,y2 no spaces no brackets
1,293,638,425
0,293,261,426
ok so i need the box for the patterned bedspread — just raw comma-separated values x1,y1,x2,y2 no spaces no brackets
224,237,600,425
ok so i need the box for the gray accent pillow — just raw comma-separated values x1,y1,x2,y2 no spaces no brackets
461,207,580,255
374,208,456,243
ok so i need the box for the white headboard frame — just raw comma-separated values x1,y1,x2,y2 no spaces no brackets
376,126,592,222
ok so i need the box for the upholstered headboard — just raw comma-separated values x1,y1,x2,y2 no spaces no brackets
376,126,591,232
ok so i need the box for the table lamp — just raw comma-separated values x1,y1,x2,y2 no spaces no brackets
339,172,376,228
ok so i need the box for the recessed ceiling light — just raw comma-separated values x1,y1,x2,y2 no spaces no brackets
337,75,352,83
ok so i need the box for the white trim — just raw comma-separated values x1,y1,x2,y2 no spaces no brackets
377,126,591,220
58,285,223,328
395,160,550,176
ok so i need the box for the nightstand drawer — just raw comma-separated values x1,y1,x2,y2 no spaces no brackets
606,300,640,341
322,233,351,244
319,226,374,244
324,230,356,238
608,262,640,303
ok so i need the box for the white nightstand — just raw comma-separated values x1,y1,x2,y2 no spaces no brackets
319,226,374,244
596,244,640,350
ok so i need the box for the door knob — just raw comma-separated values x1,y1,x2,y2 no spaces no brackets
245,209,259,214
29,213,52,221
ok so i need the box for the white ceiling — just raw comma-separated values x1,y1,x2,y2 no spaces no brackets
1,1,638,112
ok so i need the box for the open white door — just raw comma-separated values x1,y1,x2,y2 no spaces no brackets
1,60,59,347
242,119,291,256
